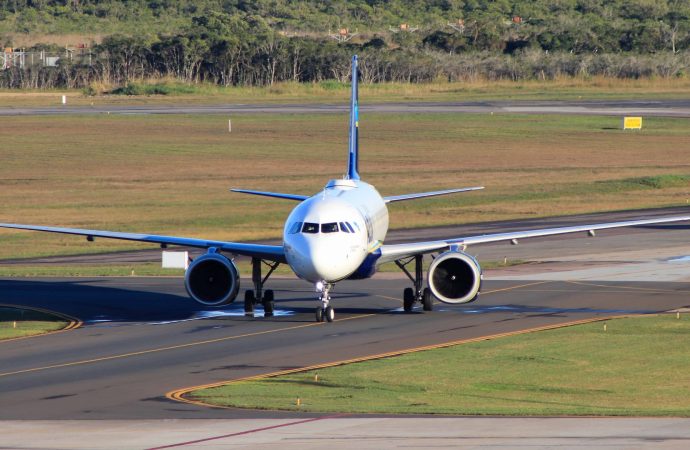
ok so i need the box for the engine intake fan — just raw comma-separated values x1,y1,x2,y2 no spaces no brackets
428,250,481,304
184,252,240,306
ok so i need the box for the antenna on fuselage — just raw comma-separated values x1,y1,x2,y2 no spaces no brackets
346,55,360,181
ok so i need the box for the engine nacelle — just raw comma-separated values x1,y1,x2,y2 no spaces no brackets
427,251,482,304
184,252,240,307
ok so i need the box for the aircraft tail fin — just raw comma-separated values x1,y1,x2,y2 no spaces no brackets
346,55,360,180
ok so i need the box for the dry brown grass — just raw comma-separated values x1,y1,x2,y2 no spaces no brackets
1,76,690,107
5,33,103,48
0,112,689,259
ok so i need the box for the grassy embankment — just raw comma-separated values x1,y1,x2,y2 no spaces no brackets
188,314,690,416
0,306,70,340
2,77,690,107
0,111,689,276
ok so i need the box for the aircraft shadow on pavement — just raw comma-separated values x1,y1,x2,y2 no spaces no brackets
0,279,389,324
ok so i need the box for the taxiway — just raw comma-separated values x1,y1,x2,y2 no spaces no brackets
1,211,690,448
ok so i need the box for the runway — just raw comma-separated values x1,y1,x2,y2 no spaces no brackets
2,99,690,117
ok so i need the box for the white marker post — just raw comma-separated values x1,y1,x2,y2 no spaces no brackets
61,95,66,105
228,119,232,133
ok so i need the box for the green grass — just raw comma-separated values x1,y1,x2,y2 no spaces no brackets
0,263,184,277
0,259,528,277
190,315,690,416
0,306,70,340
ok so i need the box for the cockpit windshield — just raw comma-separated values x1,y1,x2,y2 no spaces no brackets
321,222,339,233
293,221,356,234
302,222,319,233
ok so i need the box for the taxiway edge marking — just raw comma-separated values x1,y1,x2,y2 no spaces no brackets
0,303,82,344
167,312,630,409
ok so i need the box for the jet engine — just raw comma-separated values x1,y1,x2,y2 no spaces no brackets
427,250,481,304
184,251,240,307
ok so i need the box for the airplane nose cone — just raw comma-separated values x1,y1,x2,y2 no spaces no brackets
284,234,362,283
309,245,347,281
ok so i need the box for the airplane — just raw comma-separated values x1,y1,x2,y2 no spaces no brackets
2,55,690,323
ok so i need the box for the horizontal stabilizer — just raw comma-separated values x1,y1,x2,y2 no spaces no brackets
230,189,308,202
384,186,484,203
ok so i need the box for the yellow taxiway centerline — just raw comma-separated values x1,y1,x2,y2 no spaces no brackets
0,313,375,379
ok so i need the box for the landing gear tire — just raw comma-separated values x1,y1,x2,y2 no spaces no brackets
315,307,324,322
263,289,275,317
325,305,335,322
422,287,433,312
244,290,255,316
403,288,414,313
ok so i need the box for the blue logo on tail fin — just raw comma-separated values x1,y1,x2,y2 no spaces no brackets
347,55,360,180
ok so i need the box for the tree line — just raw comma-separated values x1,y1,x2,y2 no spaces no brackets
0,1,689,89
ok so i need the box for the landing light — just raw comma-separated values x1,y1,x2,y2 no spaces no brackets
315,281,325,292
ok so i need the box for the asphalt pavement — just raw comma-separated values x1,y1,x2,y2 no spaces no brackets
1,99,690,117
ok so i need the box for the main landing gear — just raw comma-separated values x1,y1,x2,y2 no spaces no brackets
244,257,279,317
314,281,335,323
396,254,433,313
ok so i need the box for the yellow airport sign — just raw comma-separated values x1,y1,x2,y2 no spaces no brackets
622,116,642,130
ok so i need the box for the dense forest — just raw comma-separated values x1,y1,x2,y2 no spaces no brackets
1,1,689,90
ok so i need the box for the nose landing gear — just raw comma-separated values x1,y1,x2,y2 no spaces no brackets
315,281,335,322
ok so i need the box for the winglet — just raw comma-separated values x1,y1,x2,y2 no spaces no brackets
346,55,360,181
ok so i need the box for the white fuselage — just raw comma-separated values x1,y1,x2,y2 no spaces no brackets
283,179,389,283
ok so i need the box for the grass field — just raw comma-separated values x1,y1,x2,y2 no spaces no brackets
189,314,690,416
0,306,70,340
2,77,690,107
1,112,689,260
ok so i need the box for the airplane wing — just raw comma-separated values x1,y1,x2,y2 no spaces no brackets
378,214,690,264
230,189,309,202
0,223,286,263
384,186,484,203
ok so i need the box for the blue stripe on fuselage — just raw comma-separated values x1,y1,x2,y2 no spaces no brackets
348,248,381,280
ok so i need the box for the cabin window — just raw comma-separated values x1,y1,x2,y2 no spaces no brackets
302,222,319,234
288,222,302,234
321,222,339,233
